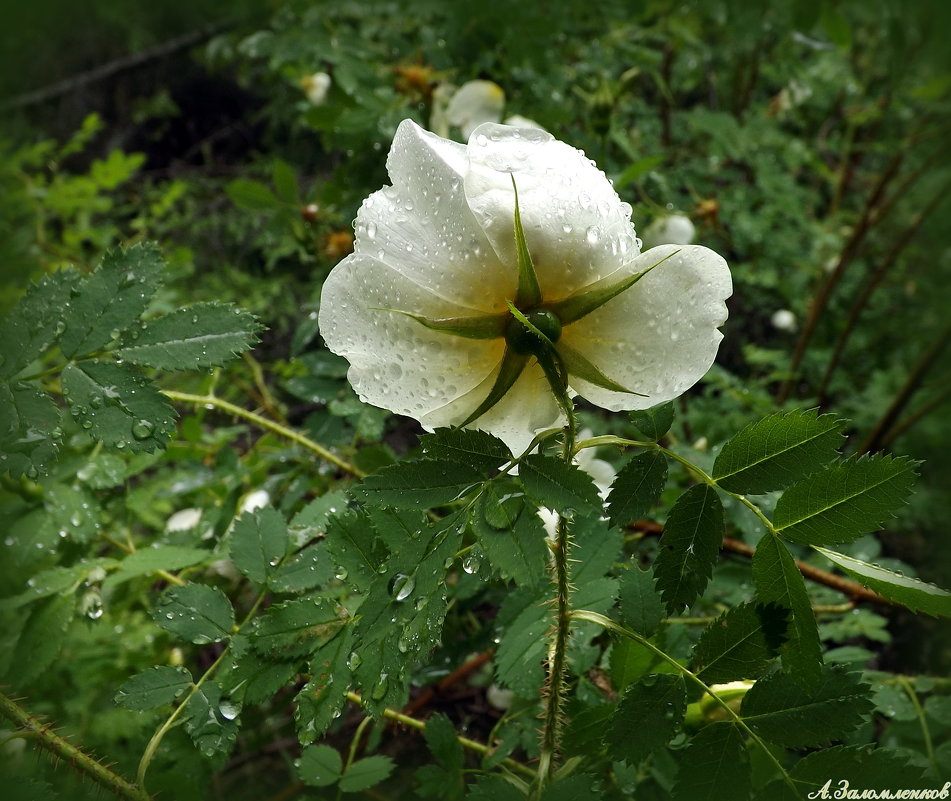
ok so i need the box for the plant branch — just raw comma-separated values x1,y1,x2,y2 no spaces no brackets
161,389,362,477
818,178,951,403
858,322,951,454
571,610,800,796
344,691,535,780
0,691,151,801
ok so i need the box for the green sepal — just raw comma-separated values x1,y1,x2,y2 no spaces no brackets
511,176,542,308
374,307,507,339
556,340,646,396
457,347,529,428
545,249,677,324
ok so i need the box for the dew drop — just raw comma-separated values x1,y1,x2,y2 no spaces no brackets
131,419,155,440
462,556,480,575
388,572,415,602
586,226,601,244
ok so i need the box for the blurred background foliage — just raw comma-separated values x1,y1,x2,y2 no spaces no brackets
1,0,950,797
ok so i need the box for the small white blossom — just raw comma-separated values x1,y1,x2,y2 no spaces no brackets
771,309,797,332
300,72,331,106
444,80,506,138
640,214,696,250
166,508,202,532
319,120,731,454
240,489,271,515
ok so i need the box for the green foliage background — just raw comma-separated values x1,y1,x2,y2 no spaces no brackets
1,1,950,799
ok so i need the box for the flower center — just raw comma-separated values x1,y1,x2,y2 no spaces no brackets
505,308,562,356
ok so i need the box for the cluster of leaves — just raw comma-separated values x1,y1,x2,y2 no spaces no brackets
2,0,951,799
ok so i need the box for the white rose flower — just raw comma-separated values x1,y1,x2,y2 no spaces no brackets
239,489,271,514
166,508,202,532
770,309,797,332
444,80,506,138
318,120,732,455
640,213,696,250
300,72,331,106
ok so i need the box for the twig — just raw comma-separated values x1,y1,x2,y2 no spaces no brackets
859,322,951,454
161,390,362,477
777,151,904,403
879,385,951,449
0,691,151,801
402,650,493,717
1,22,229,110
345,691,535,780
818,179,951,403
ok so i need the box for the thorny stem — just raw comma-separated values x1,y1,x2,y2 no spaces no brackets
535,374,578,795
0,691,151,801
571,610,801,797
161,389,362,477
344,692,535,780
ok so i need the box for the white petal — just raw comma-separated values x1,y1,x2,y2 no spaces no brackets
560,244,732,411
640,214,696,249
351,120,514,312
419,359,565,456
319,253,504,421
464,122,640,301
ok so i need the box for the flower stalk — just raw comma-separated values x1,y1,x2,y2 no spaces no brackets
536,384,578,793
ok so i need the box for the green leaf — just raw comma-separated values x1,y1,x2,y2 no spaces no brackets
114,665,192,710
272,544,335,592
324,510,387,592
291,489,348,536
353,459,483,509
153,584,235,644
272,158,299,204
609,637,675,691
629,402,675,441
672,723,750,801
425,712,464,772
44,483,99,544
540,775,602,801
0,268,80,379
105,545,209,587
298,744,343,787
76,452,126,489
814,546,951,617
61,360,176,452
230,506,289,586
466,776,526,801
618,564,664,637
773,455,918,545
0,383,61,478
226,178,280,211
755,745,928,801
184,682,239,757
349,513,465,713
420,427,511,473
752,534,823,685
604,673,686,763
741,667,873,747
606,450,667,527
693,602,788,684
340,755,395,792
295,625,354,743
117,303,262,369
9,593,74,684
519,453,602,514
221,635,299,705
654,484,724,613
473,484,548,588
250,597,343,658
712,409,845,494
59,243,164,358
